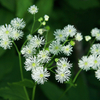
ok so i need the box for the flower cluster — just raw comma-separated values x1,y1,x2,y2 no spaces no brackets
0,17,25,49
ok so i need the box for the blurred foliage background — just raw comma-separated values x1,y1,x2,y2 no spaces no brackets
0,0,100,100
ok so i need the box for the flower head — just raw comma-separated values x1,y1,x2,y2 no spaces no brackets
95,69,100,81
31,67,50,84
10,17,26,29
75,33,83,41
44,15,49,21
28,5,38,14
85,36,91,41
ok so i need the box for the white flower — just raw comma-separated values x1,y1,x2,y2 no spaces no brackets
63,24,76,37
61,44,73,56
27,34,33,40
11,29,23,40
21,45,36,58
95,69,100,80
78,56,91,71
89,55,100,70
30,35,45,48
0,24,13,38
54,29,66,42
75,33,83,41
0,37,12,49
28,5,38,14
56,57,72,70
85,36,91,41
38,29,43,35
31,67,50,84
37,49,51,63
24,56,40,71
10,17,26,29
90,44,100,56
55,67,71,83
49,40,62,55
91,28,100,41
44,15,49,21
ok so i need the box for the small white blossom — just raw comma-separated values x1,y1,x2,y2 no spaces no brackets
54,29,66,42
31,67,50,84
0,37,12,49
21,45,36,58
11,29,23,40
44,15,49,21
95,69,100,80
78,56,91,71
30,35,45,48
55,67,71,83
49,40,62,55
90,44,100,56
61,44,73,56
27,34,33,40
24,56,40,71
91,28,100,41
37,49,51,63
10,17,26,29
85,36,91,41
63,24,76,37
28,5,38,14
57,57,72,70
75,33,83,41
38,29,43,35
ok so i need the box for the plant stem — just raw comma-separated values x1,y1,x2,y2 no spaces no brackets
31,14,35,34
13,41,29,100
32,82,37,100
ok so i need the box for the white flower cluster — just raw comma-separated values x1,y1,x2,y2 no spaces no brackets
55,58,72,83
0,17,25,49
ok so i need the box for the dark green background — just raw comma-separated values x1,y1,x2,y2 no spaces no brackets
0,0,100,100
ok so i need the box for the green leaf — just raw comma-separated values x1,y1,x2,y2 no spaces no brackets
0,84,29,100
67,0,99,9
40,81,69,100
13,79,34,88
16,0,32,17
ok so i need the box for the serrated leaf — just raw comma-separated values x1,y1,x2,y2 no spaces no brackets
13,79,34,88
40,81,69,100
16,0,32,17
67,0,99,9
0,84,29,100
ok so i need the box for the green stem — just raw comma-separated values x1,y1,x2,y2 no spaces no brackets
32,82,37,100
13,41,29,100
31,14,35,34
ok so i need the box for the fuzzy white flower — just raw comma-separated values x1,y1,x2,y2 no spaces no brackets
38,29,43,35
90,44,100,56
0,24,13,38
78,56,91,71
10,17,26,29
49,40,62,55
0,37,12,49
21,45,36,58
27,34,33,40
61,44,73,56
95,69,100,80
63,24,76,37
44,15,49,21
28,5,38,14
54,29,66,42
30,35,45,48
24,56,40,71
11,29,23,40
55,67,71,83
31,67,50,84
75,33,83,41
85,36,91,41
37,49,51,63
89,55,100,70
57,57,72,70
